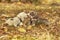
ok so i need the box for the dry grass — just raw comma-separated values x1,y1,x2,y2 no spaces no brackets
0,2,60,40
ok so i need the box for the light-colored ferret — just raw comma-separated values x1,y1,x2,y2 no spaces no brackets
5,17,23,27
4,12,28,27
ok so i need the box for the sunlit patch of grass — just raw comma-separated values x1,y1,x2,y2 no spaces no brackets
11,32,58,40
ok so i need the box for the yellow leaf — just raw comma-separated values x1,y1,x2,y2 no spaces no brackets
18,28,26,33
3,27,8,32
27,25,32,30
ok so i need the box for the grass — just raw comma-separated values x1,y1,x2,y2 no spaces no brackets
0,2,60,40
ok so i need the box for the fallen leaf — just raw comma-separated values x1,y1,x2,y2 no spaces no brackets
18,28,26,33
27,25,32,30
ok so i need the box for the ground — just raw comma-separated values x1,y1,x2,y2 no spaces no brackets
0,2,60,40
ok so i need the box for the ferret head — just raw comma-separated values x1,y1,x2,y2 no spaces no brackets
30,11,35,16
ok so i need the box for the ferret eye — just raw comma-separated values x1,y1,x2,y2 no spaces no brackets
10,19,13,20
